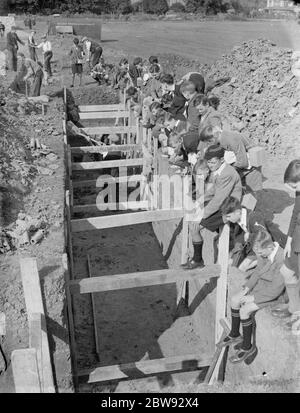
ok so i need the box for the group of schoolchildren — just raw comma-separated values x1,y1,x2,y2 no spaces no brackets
7,27,53,96
111,54,300,364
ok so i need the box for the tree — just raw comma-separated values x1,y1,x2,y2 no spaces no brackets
105,0,132,14
169,2,186,13
185,0,228,14
142,0,169,14
0,0,9,14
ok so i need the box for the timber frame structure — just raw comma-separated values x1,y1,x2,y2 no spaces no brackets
63,87,231,389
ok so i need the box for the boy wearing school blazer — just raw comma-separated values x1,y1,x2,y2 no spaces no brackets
182,145,242,270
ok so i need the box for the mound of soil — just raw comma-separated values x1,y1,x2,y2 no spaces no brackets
155,39,300,158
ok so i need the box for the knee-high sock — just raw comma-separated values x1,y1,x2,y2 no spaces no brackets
192,242,203,263
229,308,241,338
241,317,253,351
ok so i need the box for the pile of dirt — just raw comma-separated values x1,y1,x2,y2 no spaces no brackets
157,39,300,158
206,39,300,157
0,86,64,246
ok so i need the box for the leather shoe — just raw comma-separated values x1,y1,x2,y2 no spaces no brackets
229,345,257,364
181,259,204,270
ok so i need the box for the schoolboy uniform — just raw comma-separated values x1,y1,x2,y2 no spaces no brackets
201,161,242,233
245,243,285,306
231,207,287,266
219,130,262,192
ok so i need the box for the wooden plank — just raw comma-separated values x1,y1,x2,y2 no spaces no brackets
19,258,55,393
81,126,136,136
12,348,41,393
77,353,212,383
69,264,220,294
71,144,142,154
87,255,100,360
79,111,129,120
72,158,143,171
72,175,143,188
79,104,125,112
71,209,185,232
73,201,149,213
204,318,230,385
29,313,56,393
215,225,230,344
62,253,79,390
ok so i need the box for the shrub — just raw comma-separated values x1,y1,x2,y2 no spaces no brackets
169,3,186,13
143,0,169,15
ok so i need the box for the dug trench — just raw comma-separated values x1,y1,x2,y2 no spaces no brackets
67,98,300,392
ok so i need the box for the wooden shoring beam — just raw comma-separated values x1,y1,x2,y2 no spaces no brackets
72,158,143,171
79,111,129,120
73,201,149,213
204,318,230,385
69,264,220,294
72,175,144,188
79,104,125,112
19,258,55,393
12,348,42,393
77,353,212,383
62,253,79,390
71,144,142,154
215,224,230,344
81,126,136,136
87,255,100,360
71,209,184,232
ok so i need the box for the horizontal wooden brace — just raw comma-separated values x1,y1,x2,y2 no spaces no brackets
72,158,143,171
79,104,125,112
77,353,212,383
73,201,149,213
69,264,219,294
72,175,144,188
81,126,136,135
71,144,142,154
71,209,184,232
79,111,129,120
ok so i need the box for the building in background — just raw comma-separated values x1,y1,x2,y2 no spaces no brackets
266,0,295,7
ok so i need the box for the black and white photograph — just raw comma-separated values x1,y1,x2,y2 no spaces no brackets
0,0,300,398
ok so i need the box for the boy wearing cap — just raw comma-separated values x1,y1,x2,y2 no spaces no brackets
199,125,263,194
182,144,242,270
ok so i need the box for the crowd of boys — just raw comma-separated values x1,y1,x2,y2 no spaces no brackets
110,54,300,364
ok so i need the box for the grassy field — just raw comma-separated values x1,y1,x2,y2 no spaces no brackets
100,20,300,62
